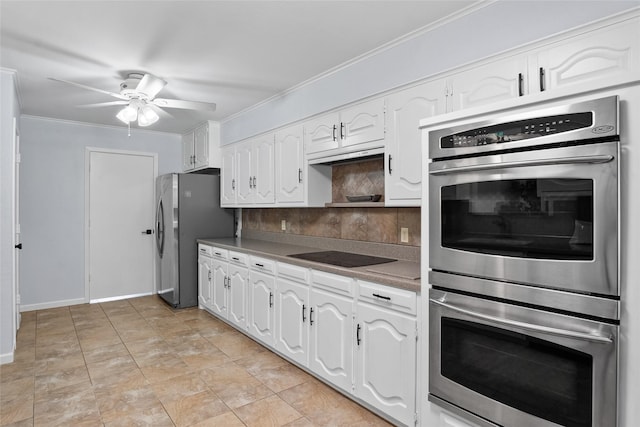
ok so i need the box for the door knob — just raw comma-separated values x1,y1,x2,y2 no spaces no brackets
141,229,154,235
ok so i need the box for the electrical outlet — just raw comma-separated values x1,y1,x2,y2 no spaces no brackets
281,219,287,231
400,227,409,243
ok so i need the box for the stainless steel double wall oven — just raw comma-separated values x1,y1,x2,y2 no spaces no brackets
426,96,620,427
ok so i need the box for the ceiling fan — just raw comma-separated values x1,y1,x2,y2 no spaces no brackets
50,72,216,127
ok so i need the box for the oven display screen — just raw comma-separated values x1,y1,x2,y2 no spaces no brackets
441,318,593,427
440,112,593,148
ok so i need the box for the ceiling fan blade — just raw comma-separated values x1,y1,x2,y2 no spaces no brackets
136,74,166,99
151,98,217,112
49,77,128,100
77,101,129,108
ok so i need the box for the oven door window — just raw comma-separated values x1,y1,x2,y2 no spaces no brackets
442,318,592,427
441,179,593,260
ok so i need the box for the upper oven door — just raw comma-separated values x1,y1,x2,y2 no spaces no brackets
429,140,618,296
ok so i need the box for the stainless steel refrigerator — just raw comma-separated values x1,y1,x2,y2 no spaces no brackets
155,173,234,308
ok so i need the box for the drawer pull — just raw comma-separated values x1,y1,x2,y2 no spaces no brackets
255,263,264,268
373,293,391,301
232,257,240,261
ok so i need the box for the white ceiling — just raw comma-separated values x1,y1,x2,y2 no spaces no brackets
1,1,477,134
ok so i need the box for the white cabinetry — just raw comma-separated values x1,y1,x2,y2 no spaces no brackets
182,121,221,172
309,270,355,393
275,262,310,366
234,135,275,206
210,248,229,318
304,98,385,159
248,256,276,346
227,253,249,330
220,145,236,206
275,124,304,204
197,245,213,309
385,81,446,206
355,281,417,427
529,16,640,95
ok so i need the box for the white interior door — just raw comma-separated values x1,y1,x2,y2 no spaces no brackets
88,150,156,302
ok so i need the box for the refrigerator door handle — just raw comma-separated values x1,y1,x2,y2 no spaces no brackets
156,198,165,257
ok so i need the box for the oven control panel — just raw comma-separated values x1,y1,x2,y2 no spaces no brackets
441,112,593,148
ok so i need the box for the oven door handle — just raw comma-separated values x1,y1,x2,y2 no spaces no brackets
430,297,613,343
429,154,614,175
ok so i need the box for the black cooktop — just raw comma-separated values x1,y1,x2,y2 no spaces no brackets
287,250,396,268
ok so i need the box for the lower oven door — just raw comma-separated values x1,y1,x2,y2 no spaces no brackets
429,288,618,427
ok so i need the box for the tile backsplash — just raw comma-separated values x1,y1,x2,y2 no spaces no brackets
332,158,385,202
242,207,420,246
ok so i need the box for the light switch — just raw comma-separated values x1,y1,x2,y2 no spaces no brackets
281,219,287,231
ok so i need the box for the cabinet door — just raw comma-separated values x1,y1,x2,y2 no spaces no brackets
276,278,309,366
220,147,236,206
448,55,528,112
309,288,353,393
532,17,640,94
227,264,248,330
385,82,445,206
340,98,385,148
275,124,304,204
355,303,416,426
211,258,228,318
197,255,212,308
249,270,275,346
253,135,275,204
235,141,254,205
182,131,195,171
193,123,209,169
304,112,340,154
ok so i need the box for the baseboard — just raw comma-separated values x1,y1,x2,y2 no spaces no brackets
0,351,15,365
20,297,87,312
90,291,154,304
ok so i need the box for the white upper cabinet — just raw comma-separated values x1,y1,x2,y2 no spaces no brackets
446,55,529,112
275,124,305,204
226,134,275,206
304,112,341,155
220,146,236,206
530,16,640,95
304,98,385,158
182,121,221,172
385,81,446,206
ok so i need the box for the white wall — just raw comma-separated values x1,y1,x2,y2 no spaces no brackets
18,117,182,310
221,0,640,144
1,70,20,363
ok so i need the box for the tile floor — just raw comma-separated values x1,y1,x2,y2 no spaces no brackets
0,295,392,427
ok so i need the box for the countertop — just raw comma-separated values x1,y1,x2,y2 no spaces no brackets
197,237,421,293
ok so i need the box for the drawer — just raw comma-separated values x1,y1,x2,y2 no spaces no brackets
311,270,354,297
198,244,213,257
277,262,309,283
358,280,416,315
210,247,229,260
249,255,275,274
228,251,248,266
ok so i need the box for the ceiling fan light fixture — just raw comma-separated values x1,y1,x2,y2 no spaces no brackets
138,105,159,127
116,103,138,124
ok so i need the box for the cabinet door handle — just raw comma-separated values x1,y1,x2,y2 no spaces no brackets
253,176,257,188
302,304,306,322
309,307,314,325
372,293,391,301
518,73,524,97
332,124,337,141
356,324,361,346
340,122,345,140
231,179,235,190
249,176,253,189
298,168,302,183
208,271,211,280
269,292,273,308
388,155,393,175
539,67,546,92
226,276,230,288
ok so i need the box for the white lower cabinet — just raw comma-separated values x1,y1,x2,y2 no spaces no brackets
355,301,417,426
275,277,309,366
248,257,276,346
309,286,354,394
227,261,249,330
197,246,213,309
